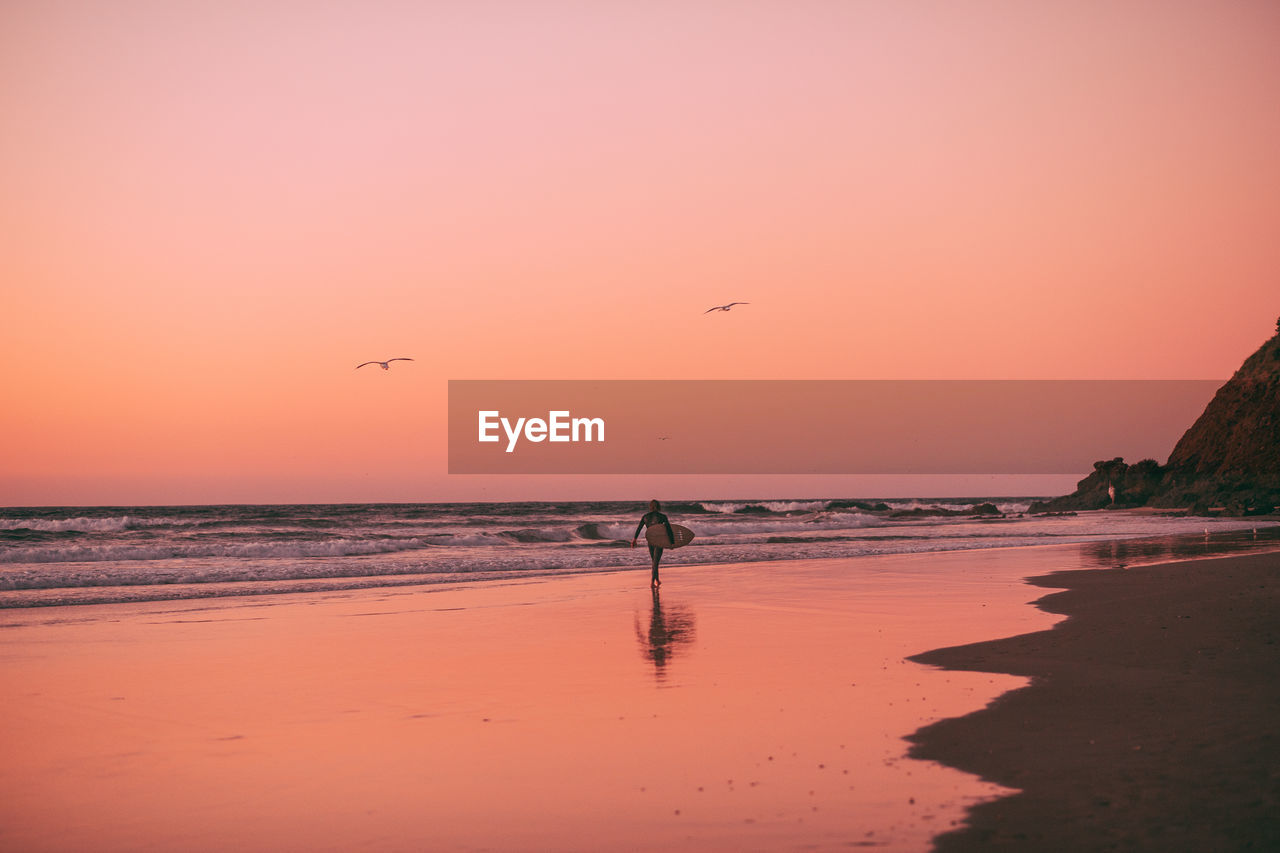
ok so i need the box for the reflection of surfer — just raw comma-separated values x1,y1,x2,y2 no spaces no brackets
635,588,696,680
631,499,676,589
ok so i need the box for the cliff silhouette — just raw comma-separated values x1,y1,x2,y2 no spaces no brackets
1031,320,1280,516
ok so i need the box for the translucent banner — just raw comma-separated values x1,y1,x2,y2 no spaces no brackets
447,380,1218,474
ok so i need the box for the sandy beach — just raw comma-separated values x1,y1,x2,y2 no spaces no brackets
910,548,1280,851
1,537,1277,851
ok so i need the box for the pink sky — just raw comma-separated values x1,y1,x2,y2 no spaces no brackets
3,1,1278,505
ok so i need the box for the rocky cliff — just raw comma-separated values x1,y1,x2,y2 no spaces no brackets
1031,320,1280,515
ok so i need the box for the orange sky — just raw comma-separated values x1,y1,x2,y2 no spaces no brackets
3,1,1278,506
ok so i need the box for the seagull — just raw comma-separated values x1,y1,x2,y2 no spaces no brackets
704,302,749,313
356,358,414,370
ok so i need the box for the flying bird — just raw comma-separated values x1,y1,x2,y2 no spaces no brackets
704,302,749,313
356,358,414,370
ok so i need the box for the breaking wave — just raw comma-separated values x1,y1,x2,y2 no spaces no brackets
0,515,183,534
0,537,434,564
5,498,1268,608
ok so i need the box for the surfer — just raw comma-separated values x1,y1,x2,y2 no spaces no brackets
631,499,676,589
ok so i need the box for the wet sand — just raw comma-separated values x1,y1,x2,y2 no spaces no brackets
0,547,1067,852
910,549,1280,851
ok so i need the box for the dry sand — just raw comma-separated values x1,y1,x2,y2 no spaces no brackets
909,549,1280,851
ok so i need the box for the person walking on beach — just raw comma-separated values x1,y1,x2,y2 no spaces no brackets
631,499,676,589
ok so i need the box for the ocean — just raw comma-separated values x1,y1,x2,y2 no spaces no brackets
1,499,1274,607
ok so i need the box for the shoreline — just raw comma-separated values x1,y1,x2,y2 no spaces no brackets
5,515,1277,611
908,548,1280,851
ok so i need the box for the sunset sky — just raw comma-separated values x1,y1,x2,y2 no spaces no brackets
3,1,1278,506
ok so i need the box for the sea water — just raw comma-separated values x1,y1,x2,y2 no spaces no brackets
0,499,1272,607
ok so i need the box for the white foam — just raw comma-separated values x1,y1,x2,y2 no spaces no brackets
690,512,882,537
0,515,184,533
884,500,1034,514
699,500,833,514
0,537,434,564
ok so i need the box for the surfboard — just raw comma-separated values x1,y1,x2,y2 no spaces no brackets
645,523,695,549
